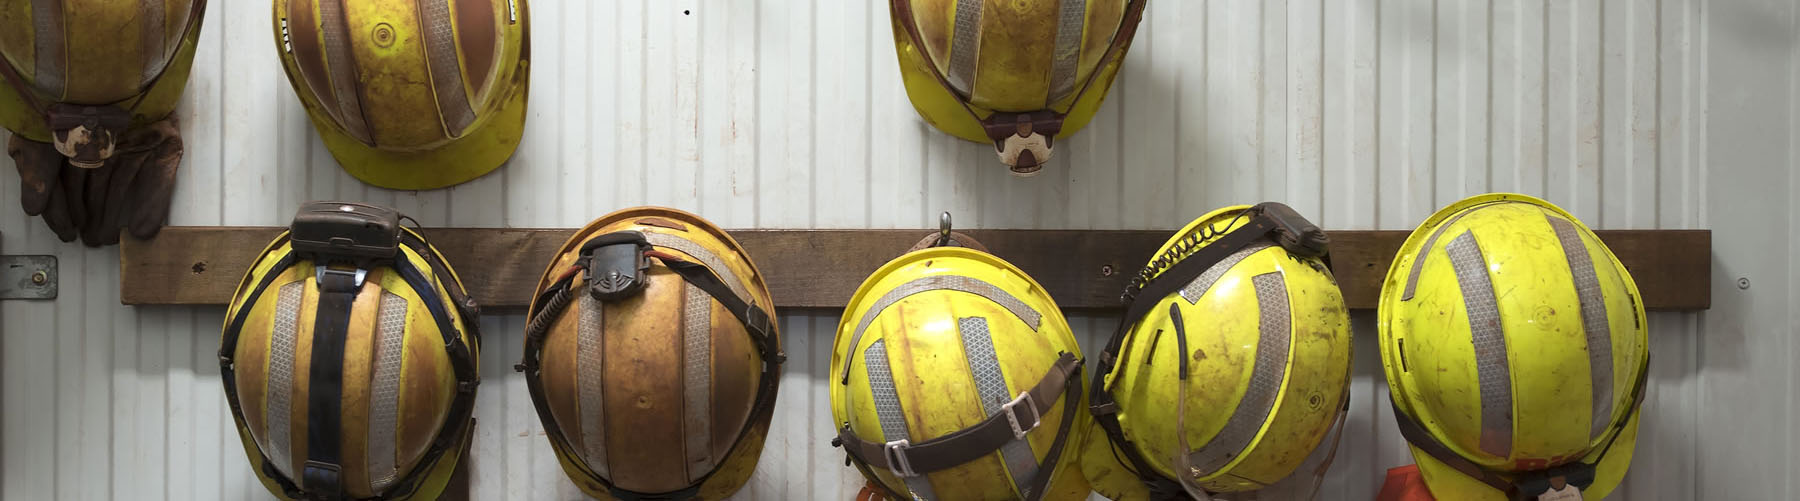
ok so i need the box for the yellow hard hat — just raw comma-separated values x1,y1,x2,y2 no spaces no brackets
220,202,481,500
0,0,208,166
518,207,783,500
273,0,530,190
829,243,1091,500
1082,203,1352,500
1379,193,1650,501
889,0,1145,175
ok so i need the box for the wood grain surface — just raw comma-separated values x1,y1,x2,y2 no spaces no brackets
120,227,1711,311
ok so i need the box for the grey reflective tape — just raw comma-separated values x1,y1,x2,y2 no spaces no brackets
419,0,476,134
1187,272,1291,475
682,282,715,482
1547,215,1614,440
643,232,753,306
1402,209,1480,301
367,291,408,491
265,281,306,479
577,293,610,476
31,0,64,98
318,0,373,143
958,317,1037,495
842,275,1042,382
866,340,937,498
1046,0,1087,104
140,0,166,83
945,0,983,94
1178,241,1275,305
1447,231,1514,457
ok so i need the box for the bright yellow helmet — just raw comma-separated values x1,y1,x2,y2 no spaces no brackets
889,0,1145,175
273,0,530,190
830,241,1091,501
0,0,207,166
1083,203,1352,500
220,202,481,500
1379,193,1649,501
518,207,783,500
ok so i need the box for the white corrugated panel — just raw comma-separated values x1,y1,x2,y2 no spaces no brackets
1,0,1790,500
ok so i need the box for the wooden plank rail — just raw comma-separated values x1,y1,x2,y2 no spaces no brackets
120,227,1711,311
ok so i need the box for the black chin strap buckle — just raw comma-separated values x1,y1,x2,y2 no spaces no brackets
580,231,652,302
300,461,344,500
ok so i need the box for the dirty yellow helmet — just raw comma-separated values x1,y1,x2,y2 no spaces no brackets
220,202,481,500
518,207,783,500
1082,203,1351,500
829,238,1091,500
1379,193,1649,501
0,0,208,166
889,0,1145,175
273,0,530,190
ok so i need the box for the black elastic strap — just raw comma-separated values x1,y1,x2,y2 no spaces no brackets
302,268,360,499
220,250,304,497
1021,364,1082,501
838,354,1080,479
659,259,781,365
838,357,1082,501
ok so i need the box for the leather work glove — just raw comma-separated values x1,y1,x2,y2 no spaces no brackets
8,118,183,246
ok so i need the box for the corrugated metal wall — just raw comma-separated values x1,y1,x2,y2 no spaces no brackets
1,0,1791,499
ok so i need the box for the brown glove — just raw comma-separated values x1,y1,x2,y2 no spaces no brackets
8,117,183,247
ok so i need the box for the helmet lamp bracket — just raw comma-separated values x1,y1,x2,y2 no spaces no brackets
580,231,653,302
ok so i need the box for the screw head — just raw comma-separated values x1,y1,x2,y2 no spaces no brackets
1738,277,1751,290
29,270,47,285
1100,264,1114,277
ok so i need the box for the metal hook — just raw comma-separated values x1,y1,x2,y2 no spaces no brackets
937,212,953,247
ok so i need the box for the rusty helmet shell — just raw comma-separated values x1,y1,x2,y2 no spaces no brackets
525,207,780,500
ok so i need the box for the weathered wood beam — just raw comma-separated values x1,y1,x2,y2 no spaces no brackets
120,227,1711,311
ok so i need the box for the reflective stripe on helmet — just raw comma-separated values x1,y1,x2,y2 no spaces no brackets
958,316,1039,495
644,231,753,305
1402,207,1482,301
316,0,374,143
576,292,610,476
946,0,984,95
367,290,408,491
1185,272,1292,476
1178,241,1274,305
1446,230,1514,458
1545,214,1615,441
265,281,306,479
1047,0,1087,104
682,282,717,482
30,0,65,99
865,339,939,499
139,0,167,83
419,0,476,134
841,274,1043,385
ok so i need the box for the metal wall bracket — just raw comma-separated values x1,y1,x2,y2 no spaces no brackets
1,255,58,300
